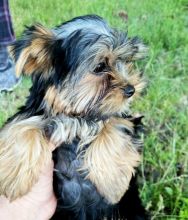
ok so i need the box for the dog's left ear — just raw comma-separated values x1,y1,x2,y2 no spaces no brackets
10,24,62,77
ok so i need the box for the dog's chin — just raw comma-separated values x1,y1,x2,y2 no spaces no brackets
81,107,130,122
98,103,131,120
67,99,130,120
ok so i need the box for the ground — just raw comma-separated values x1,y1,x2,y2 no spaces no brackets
0,0,188,219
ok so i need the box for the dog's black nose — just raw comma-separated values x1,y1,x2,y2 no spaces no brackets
123,85,135,98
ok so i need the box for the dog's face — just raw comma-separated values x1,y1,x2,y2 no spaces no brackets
11,15,147,120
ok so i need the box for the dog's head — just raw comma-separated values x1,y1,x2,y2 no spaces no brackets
11,15,147,120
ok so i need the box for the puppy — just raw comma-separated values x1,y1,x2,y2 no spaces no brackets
0,15,147,219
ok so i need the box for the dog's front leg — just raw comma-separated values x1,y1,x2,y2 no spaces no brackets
0,116,51,201
81,117,142,204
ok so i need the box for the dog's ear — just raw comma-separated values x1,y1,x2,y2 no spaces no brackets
114,36,148,62
10,24,62,77
129,37,148,61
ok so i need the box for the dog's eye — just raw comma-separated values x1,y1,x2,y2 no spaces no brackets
93,62,107,75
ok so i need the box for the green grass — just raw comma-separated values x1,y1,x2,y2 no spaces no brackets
0,0,188,218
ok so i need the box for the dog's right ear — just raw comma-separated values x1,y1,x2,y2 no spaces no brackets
10,24,63,77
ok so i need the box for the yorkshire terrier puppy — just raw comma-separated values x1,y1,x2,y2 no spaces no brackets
0,15,148,219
